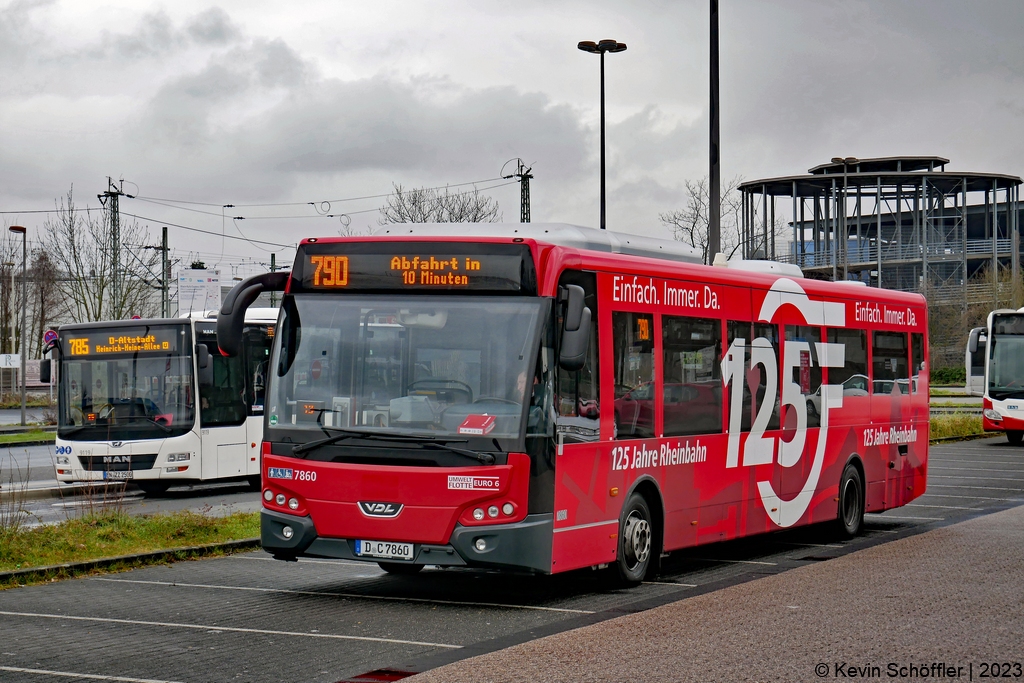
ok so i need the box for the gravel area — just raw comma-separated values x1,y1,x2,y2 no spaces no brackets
410,505,1024,683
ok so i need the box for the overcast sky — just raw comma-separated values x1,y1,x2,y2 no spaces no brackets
2,0,1023,277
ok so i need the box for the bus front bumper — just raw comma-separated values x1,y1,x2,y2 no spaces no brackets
261,508,553,573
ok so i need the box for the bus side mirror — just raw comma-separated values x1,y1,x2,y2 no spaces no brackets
39,359,51,385
559,285,590,372
218,271,289,356
968,327,982,354
196,344,214,387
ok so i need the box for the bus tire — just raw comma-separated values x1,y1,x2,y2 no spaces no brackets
836,462,864,539
378,562,424,575
613,493,653,586
1007,431,1023,446
246,475,262,491
137,481,169,496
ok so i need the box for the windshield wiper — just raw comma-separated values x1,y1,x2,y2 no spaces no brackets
291,427,495,464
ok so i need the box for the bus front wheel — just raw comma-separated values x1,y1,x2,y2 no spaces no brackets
836,463,864,539
1007,431,1023,446
613,493,653,586
378,562,424,575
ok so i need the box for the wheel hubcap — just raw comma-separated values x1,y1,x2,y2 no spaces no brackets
622,511,651,568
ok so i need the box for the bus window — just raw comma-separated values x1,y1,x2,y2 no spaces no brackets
613,311,655,439
662,315,722,436
555,271,600,442
911,332,925,394
199,339,247,426
785,326,822,428
872,331,909,394
727,321,780,431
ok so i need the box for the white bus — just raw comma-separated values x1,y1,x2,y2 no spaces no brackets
49,309,278,494
967,308,1024,445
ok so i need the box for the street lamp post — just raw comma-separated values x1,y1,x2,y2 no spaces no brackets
578,38,627,230
9,226,27,426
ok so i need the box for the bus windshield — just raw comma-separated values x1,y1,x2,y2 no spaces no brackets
58,323,196,440
989,315,1024,400
269,295,545,444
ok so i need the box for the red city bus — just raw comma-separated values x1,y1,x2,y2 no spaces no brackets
218,224,929,584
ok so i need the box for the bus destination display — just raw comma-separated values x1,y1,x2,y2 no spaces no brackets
296,243,535,294
63,326,182,357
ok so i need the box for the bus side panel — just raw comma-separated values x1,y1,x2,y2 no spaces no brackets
551,442,619,573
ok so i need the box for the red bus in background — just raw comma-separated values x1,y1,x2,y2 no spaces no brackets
218,224,929,585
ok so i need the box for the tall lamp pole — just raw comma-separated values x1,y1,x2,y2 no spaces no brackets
9,226,27,426
578,38,627,230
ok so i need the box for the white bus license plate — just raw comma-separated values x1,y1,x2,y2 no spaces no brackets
103,471,134,480
355,540,414,560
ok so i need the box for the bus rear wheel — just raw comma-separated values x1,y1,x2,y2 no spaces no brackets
378,562,424,575
1007,431,1023,446
836,463,864,539
136,481,169,496
612,493,653,586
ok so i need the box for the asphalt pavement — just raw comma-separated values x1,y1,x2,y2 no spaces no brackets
0,437,1021,683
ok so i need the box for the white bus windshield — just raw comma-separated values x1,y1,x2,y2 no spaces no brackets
58,323,195,439
269,295,544,443
989,315,1024,400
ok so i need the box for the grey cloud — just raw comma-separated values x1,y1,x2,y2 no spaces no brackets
186,7,239,45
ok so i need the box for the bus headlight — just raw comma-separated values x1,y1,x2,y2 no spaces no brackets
472,508,484,521
487,505,499,518
264,490,273,501
984,409,1003,421
56,456,70,465
288,498,299,510
167,452,191,462
282,526,294,540
275,493,286,505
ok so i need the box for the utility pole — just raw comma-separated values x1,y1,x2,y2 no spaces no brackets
270,253,277,307
502,159,535,223
98,177,134,318
709,0,722,263
141,226,171,317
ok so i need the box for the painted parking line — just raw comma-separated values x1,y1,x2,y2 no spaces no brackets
643,581,698,587
933,459,1024,465
865,514,943,521
927,484,1024,492
919,493,1024,501
689,558,777,566
229,554,368,567
905,503,980,510
931,466,1024,473
0,665,183,683
0,611,461,649
92,578,595,614
930,475,1024,482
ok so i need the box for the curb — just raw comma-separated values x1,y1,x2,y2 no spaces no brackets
0,439,56,448
929,433,995,445
1,481,127,503
0,538,261,585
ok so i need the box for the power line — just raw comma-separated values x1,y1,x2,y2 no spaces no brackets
132,176,507,209
119,211,295,249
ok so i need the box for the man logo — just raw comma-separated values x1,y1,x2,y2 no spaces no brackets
358,502,403,518
103,455,130,464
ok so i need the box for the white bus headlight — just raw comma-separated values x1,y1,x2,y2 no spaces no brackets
167,452,191,462
984,409,1003,421
264,490,274,501
56,456,70,465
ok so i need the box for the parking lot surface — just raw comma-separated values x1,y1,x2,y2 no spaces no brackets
0,437,1021,683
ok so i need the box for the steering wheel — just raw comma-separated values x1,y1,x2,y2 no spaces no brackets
473,397,519,405
408,378,474,402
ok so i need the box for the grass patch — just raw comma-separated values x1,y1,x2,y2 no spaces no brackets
0,393,53,409
0,430,55,444
0,510,259,580
930,413,985,440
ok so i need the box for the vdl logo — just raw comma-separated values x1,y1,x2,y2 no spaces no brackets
723,278,847,529
358,501,403,518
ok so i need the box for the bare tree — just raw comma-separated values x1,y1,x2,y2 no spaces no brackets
42,187,159,323
0,224,25,357
660,176,786,264
379,184,501,224
26,250,61,358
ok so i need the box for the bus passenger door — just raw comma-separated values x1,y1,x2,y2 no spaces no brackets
870,331,911,508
